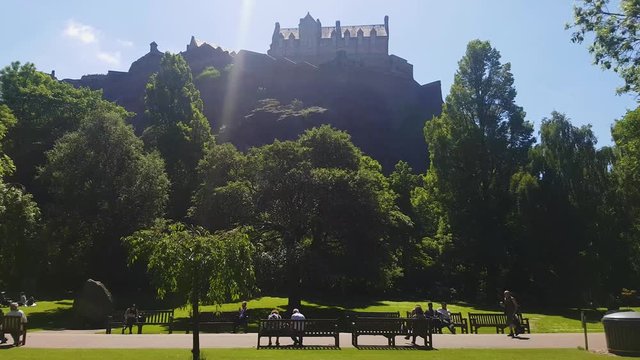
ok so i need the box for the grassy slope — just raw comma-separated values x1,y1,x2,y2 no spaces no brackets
4,297,637,334
0,349,609,360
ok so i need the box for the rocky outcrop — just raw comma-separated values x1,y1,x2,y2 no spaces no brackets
73,279,114,327
65,38,442,173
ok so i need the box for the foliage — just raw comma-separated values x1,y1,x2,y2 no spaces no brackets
123,219,255,360
39,111,169,288
422,40,534,302
0,62,131,199
0,104,16,177
195,66,221,82
0,180,41,290
569,0,640,94
612,107,640,275
143,52,214,220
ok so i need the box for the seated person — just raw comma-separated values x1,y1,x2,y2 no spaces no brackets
436,302,456,334
290,309,306,346
267,309,282,346
5,302,28,346
18,293,27,307
410,305,426,345
0,307,7,344
234,301,249,333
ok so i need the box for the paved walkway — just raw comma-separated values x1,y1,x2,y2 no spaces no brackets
19,331,607,351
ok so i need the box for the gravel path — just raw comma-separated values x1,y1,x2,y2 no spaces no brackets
17,331,606,351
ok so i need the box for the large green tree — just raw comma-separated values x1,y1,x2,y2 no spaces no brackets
143,53,214,220
240,126,402,307
39,111,169,288
123,220,255,360
0,62,130,199
0,103,41,291
569,0,640,94
612,108,640,279
423,40,534,301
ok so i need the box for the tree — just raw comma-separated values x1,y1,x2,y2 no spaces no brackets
0,103,41,291
123,220,255,360
143,53,214,219
39,111,169,288
0,62,130,199
423,40,534,301
244,126,402,307
612,108,640,278
513,112,620,303
569,0,640,94
189,143,252,231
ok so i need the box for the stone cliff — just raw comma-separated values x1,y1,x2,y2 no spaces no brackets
65,39,442,172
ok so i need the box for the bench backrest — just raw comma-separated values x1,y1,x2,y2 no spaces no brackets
352,317,405,334
140,310,174,324
2,316,24,331
468,313,507,325
258,319,337,335
450,312,464,324
349,311,400,319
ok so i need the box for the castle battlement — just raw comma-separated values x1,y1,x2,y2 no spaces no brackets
268,13,412,79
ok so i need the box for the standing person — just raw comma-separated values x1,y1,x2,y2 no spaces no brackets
267,309,282,346
405,304,422,340
6,302,27,346
234,301,249,333
290,308,306,346
436,302,456,334
123,304,139,334
503,290,520,337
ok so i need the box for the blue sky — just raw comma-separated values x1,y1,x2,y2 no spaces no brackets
1,0,636,146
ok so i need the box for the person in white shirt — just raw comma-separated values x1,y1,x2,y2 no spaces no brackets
6,302,28,346
290,308,306,346
267,309,282,346
436,302,456,334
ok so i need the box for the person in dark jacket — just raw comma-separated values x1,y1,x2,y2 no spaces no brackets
503,290,520,337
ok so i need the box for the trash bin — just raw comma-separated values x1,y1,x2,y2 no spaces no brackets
602,311,640,355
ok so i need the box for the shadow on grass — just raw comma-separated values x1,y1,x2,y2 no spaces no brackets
26,306,76,330
354,345,432,350
258,345,341,350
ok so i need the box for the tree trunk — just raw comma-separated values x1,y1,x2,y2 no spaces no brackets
192,275,200,360
286,260,302,312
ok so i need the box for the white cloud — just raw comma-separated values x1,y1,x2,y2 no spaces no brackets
63,20,98,44
117,39,134,48
96,51,121,65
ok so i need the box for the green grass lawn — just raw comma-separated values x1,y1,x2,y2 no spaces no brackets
0,349,610,360
3,296,638,334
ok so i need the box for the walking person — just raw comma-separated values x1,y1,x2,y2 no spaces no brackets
503,290,520,337
123,304,139,334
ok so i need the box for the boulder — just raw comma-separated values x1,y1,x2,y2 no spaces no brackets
73,279,114,327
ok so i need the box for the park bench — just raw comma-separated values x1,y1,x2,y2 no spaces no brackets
106,309,174,334
256,319,339,348
186,311,242,333
468,313,530,334
351,317,432,348
1,315,27,346
405,311,468,334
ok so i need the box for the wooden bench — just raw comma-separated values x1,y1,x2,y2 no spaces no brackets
106,309,174,334
186,311,242,333
468,313,530,334
405,311,468,334
257,319,339,348
351,317,432,348
1,315,27,346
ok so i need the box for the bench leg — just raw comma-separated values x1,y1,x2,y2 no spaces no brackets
137,325,143,334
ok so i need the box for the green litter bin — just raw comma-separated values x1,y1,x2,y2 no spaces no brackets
602,311,640,356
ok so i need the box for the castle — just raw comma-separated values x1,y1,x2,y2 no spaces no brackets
268,13,413,78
